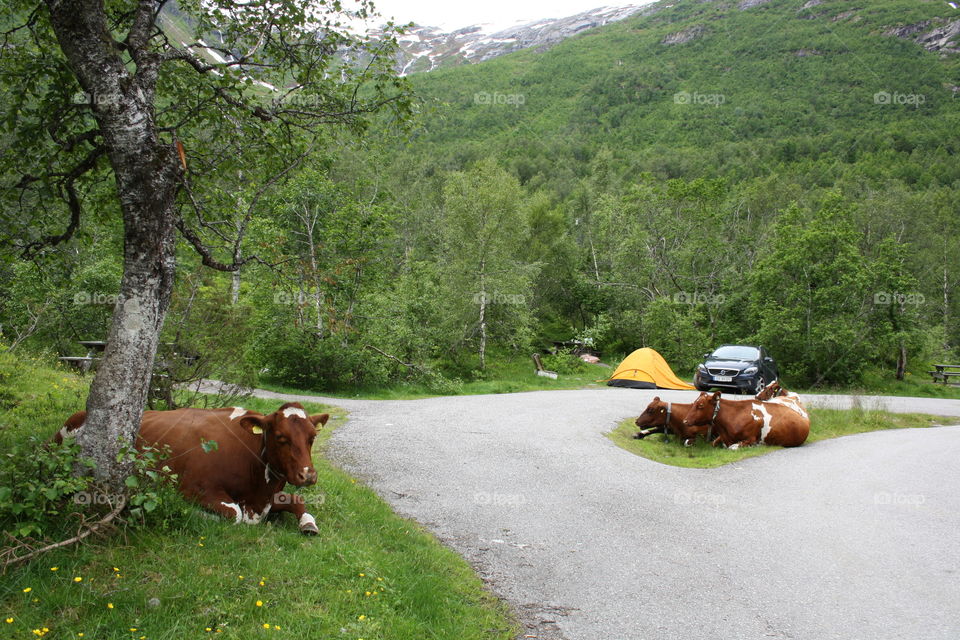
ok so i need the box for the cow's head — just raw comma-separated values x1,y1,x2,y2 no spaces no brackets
240,402,329,486
635,397,670,429
682,392,720,430
755,380,783,401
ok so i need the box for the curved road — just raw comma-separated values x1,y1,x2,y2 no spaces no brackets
237,385,960,639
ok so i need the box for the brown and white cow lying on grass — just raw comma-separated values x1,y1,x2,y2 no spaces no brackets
634,397,705,445
682,390,810,449
57,403,329,534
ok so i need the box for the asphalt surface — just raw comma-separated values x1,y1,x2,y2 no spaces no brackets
237,385,960,640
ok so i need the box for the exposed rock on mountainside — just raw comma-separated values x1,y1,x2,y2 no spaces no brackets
388,5,654,75
662,24,707,45
886,18,960,54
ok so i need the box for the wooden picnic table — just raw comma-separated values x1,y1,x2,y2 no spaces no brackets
928,363,960,384
58,339,107,373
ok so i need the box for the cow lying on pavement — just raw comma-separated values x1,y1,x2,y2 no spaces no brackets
56,403,329,534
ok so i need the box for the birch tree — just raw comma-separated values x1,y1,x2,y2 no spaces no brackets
439,159,537,369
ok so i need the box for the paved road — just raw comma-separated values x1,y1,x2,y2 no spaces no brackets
239,385,960,640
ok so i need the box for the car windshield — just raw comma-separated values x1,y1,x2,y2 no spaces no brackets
711,346,759,361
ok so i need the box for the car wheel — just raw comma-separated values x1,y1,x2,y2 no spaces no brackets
752,377,765,395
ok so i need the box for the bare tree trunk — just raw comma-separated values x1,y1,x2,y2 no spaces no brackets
945,264,951,357
896,342,907,381
478,267,487,370
231,268,241,305
231,196,244,304
47,0,179,484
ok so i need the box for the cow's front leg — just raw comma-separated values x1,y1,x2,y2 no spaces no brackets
728,437,758,450
634,426,662,439
272,492,318,535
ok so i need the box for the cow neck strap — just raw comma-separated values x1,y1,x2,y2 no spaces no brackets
261,445,284,482
708,398,721,443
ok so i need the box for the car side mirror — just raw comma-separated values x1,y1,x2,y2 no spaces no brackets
702,353,710,359
764,357,773,362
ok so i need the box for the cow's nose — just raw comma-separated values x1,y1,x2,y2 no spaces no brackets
298,468,317,486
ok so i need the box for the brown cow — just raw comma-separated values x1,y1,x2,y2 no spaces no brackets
57,403,329,534
754,380,783,401
633,397,711,446
682,391,810,449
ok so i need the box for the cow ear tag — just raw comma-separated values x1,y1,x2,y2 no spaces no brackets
251,425,263,435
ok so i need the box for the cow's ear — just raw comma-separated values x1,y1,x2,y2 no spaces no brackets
711,391,721,401
652,396,660,402
239,414,268,435
310,413,330,428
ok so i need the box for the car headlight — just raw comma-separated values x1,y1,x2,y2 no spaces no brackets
742,366,758,375
697,364,707,372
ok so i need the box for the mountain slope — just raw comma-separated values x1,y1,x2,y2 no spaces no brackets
387,5,653,75
389,0,960,187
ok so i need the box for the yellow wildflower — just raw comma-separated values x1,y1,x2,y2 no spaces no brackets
256,600,263,607
23,587,32,593
73,577,82,583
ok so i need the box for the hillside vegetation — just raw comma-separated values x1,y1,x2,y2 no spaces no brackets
3,0,958,392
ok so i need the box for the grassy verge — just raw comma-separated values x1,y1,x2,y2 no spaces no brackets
608,408,957,469
0,350,517,639
256,355,960,402
260,358,612,401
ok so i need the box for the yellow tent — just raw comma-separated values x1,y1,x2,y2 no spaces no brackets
606,347,696,390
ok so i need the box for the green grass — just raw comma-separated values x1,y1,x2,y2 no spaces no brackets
0,349,517,639
257,355,960,402
260,358,612,401
608,407,957,469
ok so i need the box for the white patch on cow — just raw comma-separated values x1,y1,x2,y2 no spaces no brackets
221,501,271,524
299,513,316,528
729,443,741,451
59,422,83,440
248,503,271,524
282,406,307,419
264,465,271,483
754,402,774,443
768,396,809,419
229,407,247,420
221,501,243,523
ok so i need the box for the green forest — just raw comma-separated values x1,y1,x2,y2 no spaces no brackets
3,0,959,393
